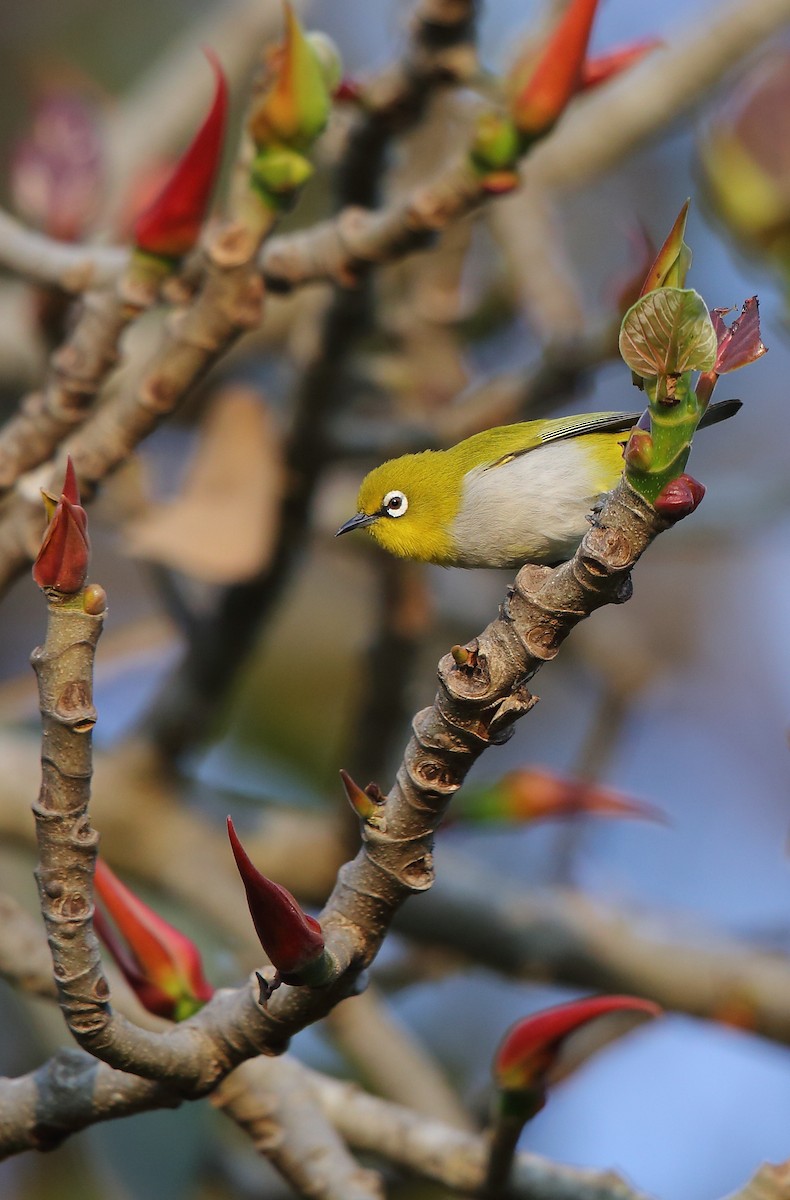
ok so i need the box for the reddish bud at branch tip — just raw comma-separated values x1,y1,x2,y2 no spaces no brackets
227,816,325,980
509,0,600,138
93,858,213,1021
462,767,666,826
494,994,662,1094
339,768,381,823
33,455,90,594
133,50,228,259
62,454,80,504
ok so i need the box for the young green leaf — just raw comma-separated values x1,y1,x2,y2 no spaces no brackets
619,287,718,379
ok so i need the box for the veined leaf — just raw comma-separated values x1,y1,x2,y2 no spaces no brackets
619,287,718,378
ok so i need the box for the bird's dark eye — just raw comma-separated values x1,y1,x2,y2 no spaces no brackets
383,489,408,518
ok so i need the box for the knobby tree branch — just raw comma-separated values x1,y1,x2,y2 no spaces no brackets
21,476,669,1121
4,1043,789,1200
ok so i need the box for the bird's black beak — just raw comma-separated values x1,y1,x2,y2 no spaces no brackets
336,511,379,537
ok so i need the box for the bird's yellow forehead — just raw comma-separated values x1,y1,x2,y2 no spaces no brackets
354,450,459,564
357,457,410,514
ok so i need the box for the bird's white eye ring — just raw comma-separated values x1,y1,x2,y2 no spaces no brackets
383,489,408,517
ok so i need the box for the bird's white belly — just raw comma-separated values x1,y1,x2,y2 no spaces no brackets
450,440,607,568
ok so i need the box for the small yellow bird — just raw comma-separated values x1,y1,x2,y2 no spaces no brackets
337,400,740,568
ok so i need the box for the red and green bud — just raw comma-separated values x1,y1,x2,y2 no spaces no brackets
248,3,333,152
508,0,600,141
340,768,385,827
639,200,692,296
93,859,213,1021
654,473,706,521
494,994,661,1116
457,768,665,826
133,51,228,260
33,456,90,595
580,38,662,91
227,816,328,985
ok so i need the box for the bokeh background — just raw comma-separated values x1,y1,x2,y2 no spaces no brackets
1,1,790,1198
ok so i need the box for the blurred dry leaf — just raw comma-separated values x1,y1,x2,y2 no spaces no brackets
125,385,284,584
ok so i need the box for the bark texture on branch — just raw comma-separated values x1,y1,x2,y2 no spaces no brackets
19,477,668,1103
213,1056,386,1200
30,599,213,1085
0,270,161,496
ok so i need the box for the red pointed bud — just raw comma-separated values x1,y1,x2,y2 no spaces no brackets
712,296,767,374
639,200,692,296
133,51,228,260
654,473,706,520
508,0,600,140
580,38,663,91
624,427,654,472
61,455,80,505
33,456,90,594
460,768,666,826
340,769,385,826
494,995,661,1105
227,816,326,984
94,859,213,1021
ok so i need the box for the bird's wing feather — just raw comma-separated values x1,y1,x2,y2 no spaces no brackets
537,411,640,443
483,398,741,471
483,411,637,470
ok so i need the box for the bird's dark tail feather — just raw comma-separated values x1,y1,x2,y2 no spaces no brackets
698,397,742,428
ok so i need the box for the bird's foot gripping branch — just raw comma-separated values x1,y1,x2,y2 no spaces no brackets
619,201,766,514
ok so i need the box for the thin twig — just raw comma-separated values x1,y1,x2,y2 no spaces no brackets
0,269,161,496
213,1056,386,1200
